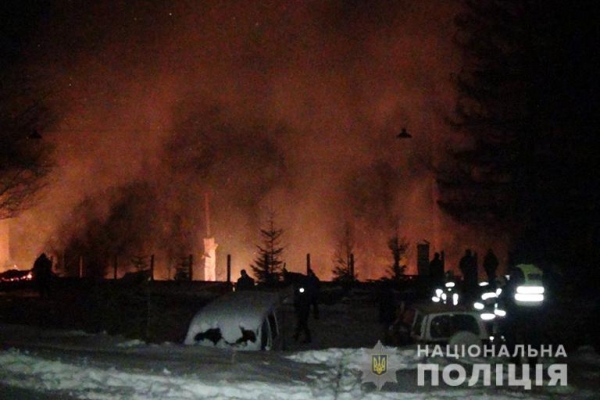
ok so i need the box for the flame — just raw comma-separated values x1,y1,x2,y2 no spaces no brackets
0,267,33,282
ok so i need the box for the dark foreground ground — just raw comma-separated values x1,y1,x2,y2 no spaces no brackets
0,280,388,353
0,279,599,400
0,279,228,343
0,278,597,353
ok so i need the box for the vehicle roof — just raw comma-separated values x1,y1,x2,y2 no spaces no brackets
196,291,281,328
184,290,283,347
411,303,474,315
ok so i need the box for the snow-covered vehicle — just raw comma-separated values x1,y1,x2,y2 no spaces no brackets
387,303,491,348
184,291,284,351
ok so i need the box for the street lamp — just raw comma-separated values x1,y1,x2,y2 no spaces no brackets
396,127,412,139
28,130,42,140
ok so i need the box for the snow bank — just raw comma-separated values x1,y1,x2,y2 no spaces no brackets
1,323,599,399
287,346,421,370
0,348,315,400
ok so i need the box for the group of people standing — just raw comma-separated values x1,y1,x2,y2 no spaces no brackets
430,249,546,365
460,248,500,293
236,266,320,344
430,248,500,297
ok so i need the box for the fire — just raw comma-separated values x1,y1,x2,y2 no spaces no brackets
0,267,33,282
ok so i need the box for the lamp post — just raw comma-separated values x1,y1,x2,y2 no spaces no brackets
396,124,440,269
396,127,412,139
28,130,42,140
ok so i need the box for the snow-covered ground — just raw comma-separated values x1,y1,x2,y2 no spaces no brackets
1,299,599,399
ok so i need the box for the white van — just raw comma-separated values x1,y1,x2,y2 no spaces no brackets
184,291,283,351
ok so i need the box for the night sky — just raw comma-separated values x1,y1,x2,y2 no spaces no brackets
1,1,597,282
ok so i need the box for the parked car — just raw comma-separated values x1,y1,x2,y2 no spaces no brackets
386,303,491,348
184,291,284,351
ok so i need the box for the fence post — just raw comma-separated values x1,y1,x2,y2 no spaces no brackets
306,253,311,274
113,255,118,280
146,272,151,340
227,254,231,283
150,254,155,281
188,254,193,281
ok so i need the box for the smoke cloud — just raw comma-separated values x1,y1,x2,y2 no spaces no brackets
7,0,508,279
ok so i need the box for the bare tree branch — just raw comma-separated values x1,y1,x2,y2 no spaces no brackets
0,69,55,219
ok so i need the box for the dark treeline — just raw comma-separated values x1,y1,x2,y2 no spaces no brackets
439,0,599,290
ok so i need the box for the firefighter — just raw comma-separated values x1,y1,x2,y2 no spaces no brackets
431,270,460,306
497,264,545,365
473,280,503,323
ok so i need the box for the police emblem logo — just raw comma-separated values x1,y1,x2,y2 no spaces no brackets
372,354,387,375
361,340,399,390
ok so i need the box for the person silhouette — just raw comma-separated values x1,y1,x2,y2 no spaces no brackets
459,249,477,298
483,249,499,284
429,252,444,287
32,253,53,298
236,269,255,291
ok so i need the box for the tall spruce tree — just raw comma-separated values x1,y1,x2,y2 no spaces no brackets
250,212,285,285
332,222,357,282
440,0,535,228
441,0,599,276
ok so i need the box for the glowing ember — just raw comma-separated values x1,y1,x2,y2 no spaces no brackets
0,268,33,282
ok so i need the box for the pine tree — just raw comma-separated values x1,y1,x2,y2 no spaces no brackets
332,222,357,282
250,213,285,285
439,0,534,227
387,234,409,280
440,0,599,272
130,255,148,271
174,255,192,281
